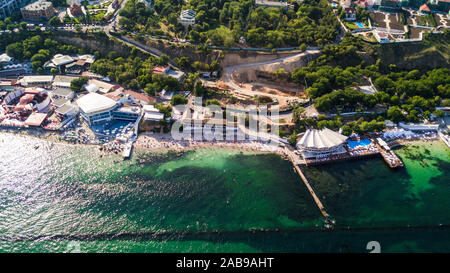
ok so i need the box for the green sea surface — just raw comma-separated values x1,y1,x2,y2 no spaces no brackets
0,133,449,253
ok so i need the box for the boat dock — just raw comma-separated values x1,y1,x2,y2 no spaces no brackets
284,148,331,225
376,138,403,168
122,141,133,159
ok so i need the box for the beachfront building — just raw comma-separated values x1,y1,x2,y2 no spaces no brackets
112,106,141,121
50,88,75,100
52,75,79,89
137,104,164,131
296,128,348,160
178,9,196,27
398,121,439,131
143,104,164,122
20,1,55,21
76,92,118,126
17,75,53,87
55,103,76,118
24,112,47,127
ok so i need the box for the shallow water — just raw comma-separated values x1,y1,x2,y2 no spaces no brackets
0,133,449,252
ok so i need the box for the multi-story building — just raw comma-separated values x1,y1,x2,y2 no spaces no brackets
0,0,26,19
296,128,349,160
21,1,55,21
178,9,196,27
76,93,118,126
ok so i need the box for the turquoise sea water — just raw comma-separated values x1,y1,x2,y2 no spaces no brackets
0,133,449,253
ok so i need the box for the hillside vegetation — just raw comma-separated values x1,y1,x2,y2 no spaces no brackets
119,0,339,48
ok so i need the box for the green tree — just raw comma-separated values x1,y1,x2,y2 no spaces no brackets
70,77,89,92
171,94,188,105
49,16,61,27
387,106,404,123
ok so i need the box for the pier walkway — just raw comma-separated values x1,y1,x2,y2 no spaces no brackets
284,148,331,223
376,138,403,168
122,141,133,159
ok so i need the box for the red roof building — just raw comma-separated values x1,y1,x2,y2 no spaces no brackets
124,90,156,104
419,3,431,12
104,90,123,102
104,90,156,105
152,66,169,75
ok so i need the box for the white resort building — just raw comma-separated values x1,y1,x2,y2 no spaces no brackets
143,104,164,122
178,9,196,27
296,128,348,160
76,92,118,126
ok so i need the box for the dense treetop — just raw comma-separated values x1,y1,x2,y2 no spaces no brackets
119,0,339,48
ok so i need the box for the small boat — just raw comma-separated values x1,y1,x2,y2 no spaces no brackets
34,145,39,149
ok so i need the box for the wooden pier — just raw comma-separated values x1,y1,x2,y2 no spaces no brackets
284,148,331,224
376,138,403,168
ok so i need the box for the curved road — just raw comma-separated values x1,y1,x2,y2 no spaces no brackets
204,50,320,123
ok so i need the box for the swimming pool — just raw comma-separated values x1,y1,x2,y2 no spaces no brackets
347,138,372,149
356,22,365,28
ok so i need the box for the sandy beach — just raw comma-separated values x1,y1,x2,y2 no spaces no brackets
134,133,286,155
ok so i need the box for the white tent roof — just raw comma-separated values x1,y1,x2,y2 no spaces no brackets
297,128,348,150
76,93,117,114
51,54,74,66
0,53,12,63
